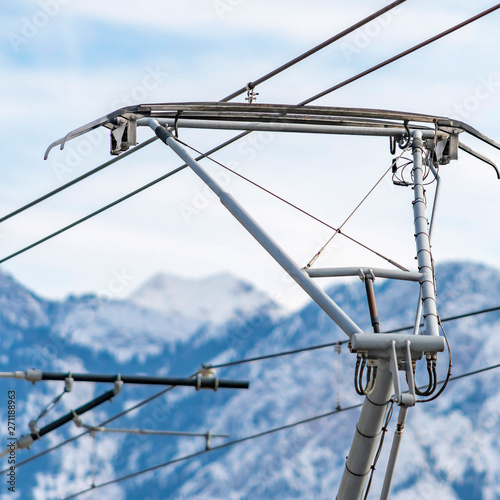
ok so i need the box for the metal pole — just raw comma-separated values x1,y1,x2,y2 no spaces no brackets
305,267,422,282
39,372,249,390
147,120,364,339
138,117,443,140
380,406,409,500
411,130,439,336
337,360,393,499
364,277,381,333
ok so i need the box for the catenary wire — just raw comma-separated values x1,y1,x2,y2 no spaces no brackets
3,4,494,263
4,303,500,477
1,0,405,225
175,137,408,272
207,304,500,370
4,3,500,480
0,385,179,474
386,305,500,333
298,3,500,106
220,0,407,102
62,403,363,500
62,353,500,499
0,133,249,265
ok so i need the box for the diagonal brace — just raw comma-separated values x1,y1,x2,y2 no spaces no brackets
147,119,363,338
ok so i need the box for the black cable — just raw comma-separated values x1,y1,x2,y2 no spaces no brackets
220,0,407,102
387,305,500,333
0,132,249,265
363,401,394,500
205,339,349,369
0,385,179,475
4,1,405,228
5,301,500,476
416,318,452,403
62,403,363,500
0,138,158,225
298,4,500,106
6,4,495,264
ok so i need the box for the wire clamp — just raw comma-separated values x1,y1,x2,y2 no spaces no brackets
29,420,41,439
245,82,259,104
113,374,123,396
65,372,73,393
205,431,212,450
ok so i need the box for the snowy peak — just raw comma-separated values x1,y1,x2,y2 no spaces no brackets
128,272,278,327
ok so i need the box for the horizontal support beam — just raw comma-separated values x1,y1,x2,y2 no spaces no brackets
305,267,423,282
137,117,443,139
1,370,249,390
350,333,445,360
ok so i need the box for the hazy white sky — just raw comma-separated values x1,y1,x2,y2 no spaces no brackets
1,1,499,310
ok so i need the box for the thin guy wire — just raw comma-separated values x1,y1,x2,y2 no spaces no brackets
2,1,405,226
306,159,399,269
175,137,408,272
298,3,500,106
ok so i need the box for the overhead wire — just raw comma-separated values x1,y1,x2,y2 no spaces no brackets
298,3,500,106
0,137,157,224
4,303,500,476
62,403,363,500
3,2,500,489
63,353,500,499
220,0,407,102
2,4,496,266
0,133,248,265
0,0,406,226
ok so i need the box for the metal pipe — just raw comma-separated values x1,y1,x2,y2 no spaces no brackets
411,130,440,337
365,278,381,333
380,406,409,500
305,267,422,282
337,359,393,499
147,119,364,338
411,160,440,335
137,117,443,140
40,372,249,390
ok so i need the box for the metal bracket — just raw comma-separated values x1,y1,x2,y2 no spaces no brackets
350,333,445,407
388,340,415,407
433,127,460,164
108,115,137,155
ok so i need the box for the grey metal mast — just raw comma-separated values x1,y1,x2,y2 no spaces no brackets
44,103,500,498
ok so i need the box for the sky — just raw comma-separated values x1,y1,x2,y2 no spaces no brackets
1,0,500,310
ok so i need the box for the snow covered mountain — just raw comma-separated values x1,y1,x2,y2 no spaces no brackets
1,261,500,500
129,271,280,330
